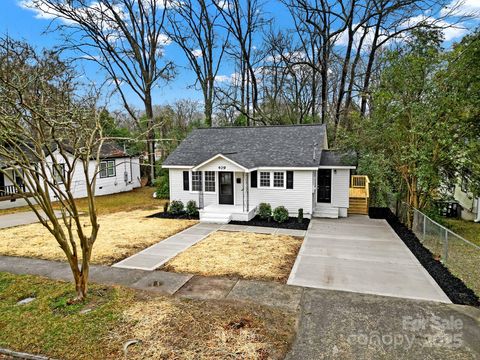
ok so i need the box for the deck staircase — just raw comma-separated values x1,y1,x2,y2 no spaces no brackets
348,175,370,215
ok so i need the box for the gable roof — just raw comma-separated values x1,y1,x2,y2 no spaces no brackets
163,124,328,168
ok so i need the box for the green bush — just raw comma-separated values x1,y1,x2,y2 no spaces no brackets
298,208,304,223
273,206,289,223
258,202,272,220
186,200,199,217
168,200,184,215
154,174,169,199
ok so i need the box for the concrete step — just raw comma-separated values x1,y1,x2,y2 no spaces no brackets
313,207,339,219
199,211,232,224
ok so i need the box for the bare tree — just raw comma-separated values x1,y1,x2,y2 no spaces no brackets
0,38,103,301
166,0,228,126
25,0,175,184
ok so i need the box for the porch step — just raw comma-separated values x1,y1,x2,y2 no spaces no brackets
313,206,339,219
199,211,232,224
349,197,369,215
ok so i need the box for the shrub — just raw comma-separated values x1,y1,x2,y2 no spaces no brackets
154,174,169,199
273,206,289,223
168,200,184,215
163,201,169,213
298,208,304,223
186,200,199,217
258,202,272,220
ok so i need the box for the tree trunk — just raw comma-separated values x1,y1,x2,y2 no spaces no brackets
144,92,156,186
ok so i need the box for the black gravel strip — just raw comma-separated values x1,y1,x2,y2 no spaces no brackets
146,211,199,220
230,215,310,230
369,207,480,307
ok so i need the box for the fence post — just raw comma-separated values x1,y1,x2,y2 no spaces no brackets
443,229,449,264
422,212,426,242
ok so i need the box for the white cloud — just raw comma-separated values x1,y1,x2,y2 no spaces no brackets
402,15,468,41
441,0,480,18
191,49,203,58
214,74,232,83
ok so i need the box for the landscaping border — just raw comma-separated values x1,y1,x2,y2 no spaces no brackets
369,207,480,307
230,215,310,230
146,211,199,220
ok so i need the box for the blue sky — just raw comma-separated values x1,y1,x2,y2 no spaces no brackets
1,0,479,112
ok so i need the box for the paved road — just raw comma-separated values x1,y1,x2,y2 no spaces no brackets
288,216,450,303
0,210,62,229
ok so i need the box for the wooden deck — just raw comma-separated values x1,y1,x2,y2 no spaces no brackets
349,175,369,215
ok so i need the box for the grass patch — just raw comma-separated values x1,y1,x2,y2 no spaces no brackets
0,272,296,360
0,186,166,216
0,209,197,265
442,218,480,246
163,231,303,283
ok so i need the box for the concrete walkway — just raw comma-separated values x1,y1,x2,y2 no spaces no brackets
113,223,223,270
288,216,451,303
113,223,306,271
0,210,62,229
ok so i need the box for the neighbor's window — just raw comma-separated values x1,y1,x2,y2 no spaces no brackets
273,171,285,188
204,171,215,192
260,171,270,187
100,160,116,178
192,171,202,191
53,164,65,184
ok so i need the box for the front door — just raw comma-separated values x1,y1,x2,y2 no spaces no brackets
317,169,331,203
219,172,234,205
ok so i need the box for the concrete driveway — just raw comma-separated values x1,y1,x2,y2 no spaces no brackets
0,210,62,229
288,216,450,303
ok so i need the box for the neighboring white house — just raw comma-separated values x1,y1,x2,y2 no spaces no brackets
453,181,480,222
163,124,360,223
0,142,142,210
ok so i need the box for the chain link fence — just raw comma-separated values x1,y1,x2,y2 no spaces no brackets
388,195,480,297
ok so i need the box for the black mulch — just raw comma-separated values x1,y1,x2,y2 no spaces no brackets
146,211,199,220
369,207,480,307
230,215,310,230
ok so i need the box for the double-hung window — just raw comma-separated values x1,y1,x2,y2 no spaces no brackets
204,171,215,192
259,171,270,187
273,171,285,188
192,171,202,191
100,160,116,178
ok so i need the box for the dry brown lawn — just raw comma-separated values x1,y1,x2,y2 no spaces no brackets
163,231,303,282
0,272,296,360
0,209,197,265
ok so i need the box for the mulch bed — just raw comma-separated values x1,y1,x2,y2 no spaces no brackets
369,207,480,307
230,215,310,230
146,211,199,220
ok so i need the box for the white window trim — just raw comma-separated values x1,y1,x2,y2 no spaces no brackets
100,160,116,178
204,171,216,193
258,171,286,189
189,170,217,194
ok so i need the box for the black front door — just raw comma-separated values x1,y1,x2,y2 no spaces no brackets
317,169,331,203
219,172,234,205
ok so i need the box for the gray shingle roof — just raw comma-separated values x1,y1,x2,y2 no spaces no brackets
319,150,357,167
163,124,330,168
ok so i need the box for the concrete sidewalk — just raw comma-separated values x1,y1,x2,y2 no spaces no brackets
288,216,451,303
0,210,62,229
113,223,222,271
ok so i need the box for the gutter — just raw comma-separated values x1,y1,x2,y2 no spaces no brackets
475,197,480,223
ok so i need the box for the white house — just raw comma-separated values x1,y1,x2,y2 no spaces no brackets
0,142,142,210
163,124,367,223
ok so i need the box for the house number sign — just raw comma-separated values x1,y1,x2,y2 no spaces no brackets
218,166,227,170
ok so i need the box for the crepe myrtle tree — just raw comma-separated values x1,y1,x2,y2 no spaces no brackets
0,37,104,301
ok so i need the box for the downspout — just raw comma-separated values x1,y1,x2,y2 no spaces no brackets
475,197,480,223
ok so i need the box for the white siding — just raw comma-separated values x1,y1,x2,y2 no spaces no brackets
197,157,245,172
249,170,314,216
331,169,350,208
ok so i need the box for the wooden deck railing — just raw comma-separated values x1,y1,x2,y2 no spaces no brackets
349,175,370,198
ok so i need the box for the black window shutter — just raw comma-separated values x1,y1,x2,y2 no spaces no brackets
183,171,189,191
286,171,294,189
251,171,257,188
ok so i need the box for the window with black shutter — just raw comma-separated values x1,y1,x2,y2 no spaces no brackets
251,171,257,188
286,171,294,189
183,171,189,191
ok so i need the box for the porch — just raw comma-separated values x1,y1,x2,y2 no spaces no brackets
199,204,258,224
348,175,370,215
